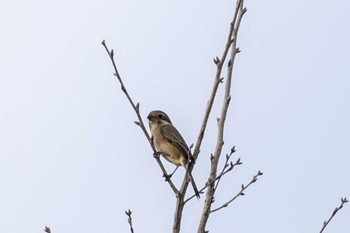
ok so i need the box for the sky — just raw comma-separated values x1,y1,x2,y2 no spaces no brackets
0,0,349,232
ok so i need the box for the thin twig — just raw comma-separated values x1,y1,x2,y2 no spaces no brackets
102,40,179,195
213,146,237,191
319,197,348,233
44,226,51,233
184,154,242,204
210,170,263,213
102,40,150,141
125,209,135,233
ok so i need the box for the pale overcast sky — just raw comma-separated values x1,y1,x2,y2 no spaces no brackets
1,0,349,233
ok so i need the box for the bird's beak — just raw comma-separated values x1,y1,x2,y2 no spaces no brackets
147,114,152,120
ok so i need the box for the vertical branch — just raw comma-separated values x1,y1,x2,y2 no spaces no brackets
172,194,186,233
198,1,246,232
192,0,243,161
171,1,247,232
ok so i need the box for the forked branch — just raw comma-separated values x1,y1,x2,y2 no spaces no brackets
169,1,250,229
197,1,249,232
184,146,241,204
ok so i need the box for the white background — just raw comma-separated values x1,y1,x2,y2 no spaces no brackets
1,0,349,232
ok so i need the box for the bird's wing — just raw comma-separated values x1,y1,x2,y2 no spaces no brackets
160,124,190,159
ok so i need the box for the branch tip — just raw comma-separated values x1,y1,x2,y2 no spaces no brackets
210,170,262,213
125,209,132,216
153,152,160,159
231,146,236,154
213,56,220,64
44,226,51,233
229,161,234,168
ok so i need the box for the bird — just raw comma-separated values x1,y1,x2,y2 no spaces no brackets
147,110,200,198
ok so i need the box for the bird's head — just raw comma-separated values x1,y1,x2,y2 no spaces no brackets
147,110,172,128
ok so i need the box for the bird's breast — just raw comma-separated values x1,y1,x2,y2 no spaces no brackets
151,126,186,167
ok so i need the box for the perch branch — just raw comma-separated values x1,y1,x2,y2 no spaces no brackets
102,40,179,195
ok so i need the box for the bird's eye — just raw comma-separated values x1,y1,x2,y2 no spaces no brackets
158,114,163,119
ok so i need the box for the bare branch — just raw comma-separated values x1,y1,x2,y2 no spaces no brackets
319,197,348,233
210,170,263,213
103,1,251,233
44,226,51,233
174,148,240,232
101,40,150,141
175,0,247,224
214,146,237,191
191,0,244,162
184,152,242,204
125,209,135,233
198,1,247,231
102,40,179,196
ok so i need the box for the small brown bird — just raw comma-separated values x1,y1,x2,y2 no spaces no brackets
147,110,200,198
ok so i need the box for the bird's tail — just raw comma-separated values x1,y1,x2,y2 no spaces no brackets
189,172,200,199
